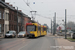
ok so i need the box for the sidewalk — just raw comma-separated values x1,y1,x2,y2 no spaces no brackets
49,33,75,50
57,37,75,50
0,36,4,38
0,34,4,38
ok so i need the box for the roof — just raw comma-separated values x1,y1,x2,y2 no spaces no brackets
0,1,15,10
0,3,6,7
23,13,31,19
0,1,23,14
31,20,36,23
0,0,31,19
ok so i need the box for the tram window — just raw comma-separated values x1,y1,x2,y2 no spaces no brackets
38,26,41,31
26,25,36,31
41,27,43,31
44,28,47,31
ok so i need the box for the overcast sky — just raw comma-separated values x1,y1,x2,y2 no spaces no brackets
5,0,75,28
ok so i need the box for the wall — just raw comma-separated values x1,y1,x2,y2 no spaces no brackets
0,5,4,36
23,17,31,31
4,8,9,35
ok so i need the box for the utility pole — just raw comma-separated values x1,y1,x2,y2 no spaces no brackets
53,17,54,35
65,9,67,39
51,19,52,34
30,11,37,20
21,15,23,31
17,7,18,37
55,12,56,35
53,12,56,35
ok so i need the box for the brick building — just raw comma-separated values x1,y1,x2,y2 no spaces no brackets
0,0,31,37
0,0,5,36
23,14,31,31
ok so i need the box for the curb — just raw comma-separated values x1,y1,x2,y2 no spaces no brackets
67,39,75,42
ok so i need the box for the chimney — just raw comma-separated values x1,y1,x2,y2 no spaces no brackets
13,7,15,9
10,4,13,7
6,3,9,5
19,10,22,12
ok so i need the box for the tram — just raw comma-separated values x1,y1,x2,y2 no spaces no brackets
26,23,47,37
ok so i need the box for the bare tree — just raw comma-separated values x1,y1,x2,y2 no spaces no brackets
67,21,75,30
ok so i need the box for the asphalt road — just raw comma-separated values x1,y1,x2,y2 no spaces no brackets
0,36,58,50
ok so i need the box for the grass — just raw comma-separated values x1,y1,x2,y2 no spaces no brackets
67,38,75,42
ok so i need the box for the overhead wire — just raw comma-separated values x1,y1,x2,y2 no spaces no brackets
23,0,33,11
36,14,51,19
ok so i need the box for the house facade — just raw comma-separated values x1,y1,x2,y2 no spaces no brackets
0,1,5,36
23,14,31,31
0,0,31,37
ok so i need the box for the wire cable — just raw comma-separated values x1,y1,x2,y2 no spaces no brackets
36,14,51,19
23,0,33,10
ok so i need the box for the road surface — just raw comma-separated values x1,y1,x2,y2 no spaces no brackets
0,36,58,50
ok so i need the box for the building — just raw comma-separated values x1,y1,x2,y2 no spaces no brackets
0,0,5,36
23,14,31,31
0,0,31,37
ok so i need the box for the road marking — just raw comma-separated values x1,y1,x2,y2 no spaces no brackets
55,38,60,50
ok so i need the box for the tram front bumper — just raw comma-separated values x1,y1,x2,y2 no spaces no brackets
27,34,34,37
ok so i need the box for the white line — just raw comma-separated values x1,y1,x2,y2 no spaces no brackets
55,38,60,50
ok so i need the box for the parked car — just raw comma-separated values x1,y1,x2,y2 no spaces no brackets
71,32,75,39
68,31,74,35
18,31,26,38
5,31,16,38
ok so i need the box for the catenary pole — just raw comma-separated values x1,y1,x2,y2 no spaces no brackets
65,9,67,39
17,7,18,37
51,19,52,34
53,12,56,35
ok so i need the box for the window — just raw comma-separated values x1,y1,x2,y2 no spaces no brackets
3,13,4,19
41,27,43,31
43,28,47,31
5,24,7,33
0,11,1,19
5,13,9,20
26,25,36,31
5,13,7,20
18,17,21,23
14,15,17,21
38,26,41,31
14,15,15,21
0,24,1,33
8,13,9,20
9,24,11,30
2,24,4,32
9,13,11,20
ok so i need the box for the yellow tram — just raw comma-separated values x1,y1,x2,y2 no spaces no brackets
26,23,47,37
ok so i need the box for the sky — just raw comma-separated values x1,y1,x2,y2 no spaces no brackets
5,0,75,28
